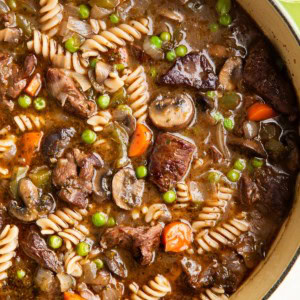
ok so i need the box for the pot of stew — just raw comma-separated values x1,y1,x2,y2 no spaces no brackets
0,0,299,299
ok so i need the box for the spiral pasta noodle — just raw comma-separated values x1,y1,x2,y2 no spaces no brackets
125,66,149,123
104,71,127,93
39,0,63,37
64,250,83,277
144,204,170,224
89,19,107,34
27,30,88,74
195,215,249,255
87,110,112,132
80,18,149,58
14,114,45,132
36,208,89,250
174,182,191,209
192,185,234,231
129,274,171,300
0,225,19,281
200,287,229,300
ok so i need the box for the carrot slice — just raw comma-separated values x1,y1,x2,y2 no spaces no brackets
128,123,152,157
64,292,85,300
162,222,192,252
19,132,43,165
25,73,42,97
247,102,277,121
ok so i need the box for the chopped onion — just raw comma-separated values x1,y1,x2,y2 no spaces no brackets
96,61,111,84
64,3,80,18
91,5,112,19
88,69,105,93
0,0,10,14
216,122,231,159
57,273,75,292
67,16,93,38
64,70,91,91
243,120,259,139
159,8,184,22
143,37,164,61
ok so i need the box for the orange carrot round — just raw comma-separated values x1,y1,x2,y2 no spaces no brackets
247,102,277,121
19,132,44,165
64,292,85,300
128,123,152,157
162,222,192,252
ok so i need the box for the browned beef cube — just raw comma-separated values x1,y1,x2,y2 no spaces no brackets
149,133,196,191
160,52,218,91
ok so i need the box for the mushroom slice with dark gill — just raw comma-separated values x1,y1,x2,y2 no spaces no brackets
103,250,128,278
92,166,113,203
149,94,195,131
9,178,55,222
112,168,145,210
112,108,136,136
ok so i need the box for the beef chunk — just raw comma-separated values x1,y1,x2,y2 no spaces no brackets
23,54,37,77
53,149,103,208
160,52,218,91
238,173,260,207
100,224,163,265
243,40,297,117
42,128,76,160
103,250,128,278
46,68,97,118
21,226,61,272
149,133,196,192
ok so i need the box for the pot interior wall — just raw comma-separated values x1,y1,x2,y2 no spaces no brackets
232,1,300,299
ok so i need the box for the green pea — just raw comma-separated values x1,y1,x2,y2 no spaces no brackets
76,241,90,257
207,171,220,183
93,258,104,270
150,36,163,49
209,23,219,32
149,67,157,78
166,50,176,62
81,129,97,144
90,58,99,68
224,118,234,131
163,190,176,204
135,166,147,179
175,45,188,57
219,14,232,26
114,63,125,71
227,169,240,182
206,91,216,98
97,95,110,109
251,157,264,168
79,4,90,19
160,31,171,42
7,0,17,11
33,97,46,111
109,13,120,24
216,0,231,15
233,159,246,171
16,269,26,279
92,212,108,227
107,216,116,227
65,36,80,53
18,95,32,108
48,235,63,249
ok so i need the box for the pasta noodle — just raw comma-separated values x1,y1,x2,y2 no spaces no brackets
200,287,229,300
195,215,249,254
87,110,112,132
129,274,171,300
144,204,170,224
89,19,107,34
125,66,149,123
39,0,63,37
104,71,127,93
64,250,83,277
0,225,19,281
80,18,149,58
192,185,234,231
27,30,88,74
174,182,191,208
36,208,89,250
14,114,45,132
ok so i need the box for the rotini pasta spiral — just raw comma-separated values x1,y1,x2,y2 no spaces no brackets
64,250,83,277
174,182,191,209
192,185,234,231
14,114,45,132
144,204,170,224
89,19,107,34
87,110,112,132
39,0,63,37
195,215,249,254
125,66,149,123
104,71,127,93
80,18,149,58
0,225,19,281
27,30,88,74
200,287,229,300
36,208,89,250
129,274,171,300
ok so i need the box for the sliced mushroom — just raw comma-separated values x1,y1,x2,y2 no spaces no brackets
159,8,184,22
112,168,144,210
92,167,113,203
112,108,136,136
149,95,195,131
219,56,243,91
95,61,111,84
103,250,128,278
228,136,267,158
215,122,231,159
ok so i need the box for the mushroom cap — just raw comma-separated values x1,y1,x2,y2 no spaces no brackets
149,95,195,131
